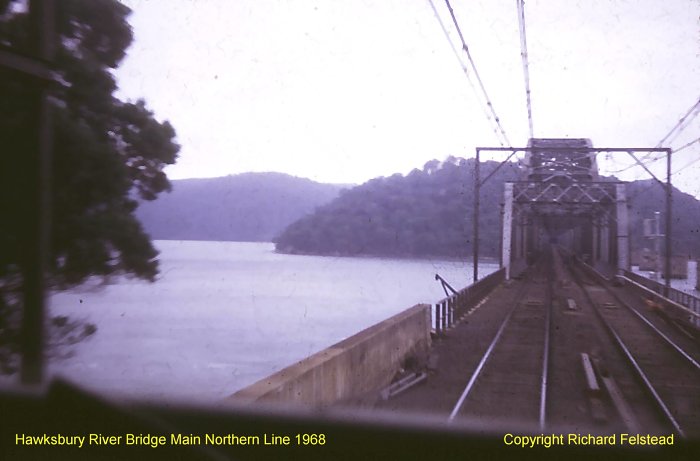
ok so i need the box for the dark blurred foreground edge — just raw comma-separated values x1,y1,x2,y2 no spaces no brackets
0,379,696,461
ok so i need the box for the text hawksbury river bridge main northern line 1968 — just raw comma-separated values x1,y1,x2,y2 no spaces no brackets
14,432,328,448
14,431,675,449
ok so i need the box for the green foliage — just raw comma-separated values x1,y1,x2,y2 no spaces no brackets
1,0,179,287
275,160,700,260
0,0,179,371
275,158,521,258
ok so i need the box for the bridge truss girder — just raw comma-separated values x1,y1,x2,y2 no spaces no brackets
473,144,669,287
501,181,628,279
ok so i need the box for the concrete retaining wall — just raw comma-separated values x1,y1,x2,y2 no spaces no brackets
227,304,431,407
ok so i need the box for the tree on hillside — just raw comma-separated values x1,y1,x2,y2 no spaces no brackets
0,0,179,373
275,159,522,258
275,159,700,261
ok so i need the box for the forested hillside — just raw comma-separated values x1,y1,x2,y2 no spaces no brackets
275,158,520,258
275,159,700,259
136,173,346,242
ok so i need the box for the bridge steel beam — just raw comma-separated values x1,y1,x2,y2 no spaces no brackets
600,214,609,264
665,153,672,295
592,217,599,263
616,184,630,273
501,183,514,279
474,145,672,291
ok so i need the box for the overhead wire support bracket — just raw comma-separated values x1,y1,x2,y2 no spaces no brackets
471,145,673,297
478,148,523,188
625,151,665,188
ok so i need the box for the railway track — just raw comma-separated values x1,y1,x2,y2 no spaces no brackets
566,252,700,437
448,252,552,428
445,245,700,437
380,245,699,438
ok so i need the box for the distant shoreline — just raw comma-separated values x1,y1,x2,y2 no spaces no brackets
153,239,500,264
274,247,500,265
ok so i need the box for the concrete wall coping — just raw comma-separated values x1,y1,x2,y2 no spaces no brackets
229,303,430,404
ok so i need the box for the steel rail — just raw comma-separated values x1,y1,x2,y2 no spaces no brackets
576,261,700,370
568,261,685,436
602,278,700,371
447,302,515,422
448,261,551,427
539,256,553,430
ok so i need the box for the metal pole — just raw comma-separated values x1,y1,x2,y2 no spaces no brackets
498,202,504,269
473,150,480,282
654,211,661,282
20,0,54,385
665,150,672,295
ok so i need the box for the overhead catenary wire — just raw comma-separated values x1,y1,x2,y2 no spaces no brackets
631,95,700,165
441,0,512,147
427,0,508,147
623,141,700,200
604,130,699,177
671,154,700,175
655,96,700,148
671,136,700,155
605,100,700,176
605,152,665,175
516,0,534,140
627,151,700,201
605,142,695,176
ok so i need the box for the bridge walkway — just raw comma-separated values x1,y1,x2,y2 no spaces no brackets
376,272,532,420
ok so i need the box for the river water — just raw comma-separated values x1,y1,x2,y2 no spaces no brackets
41,241,497,404
633,260,699,294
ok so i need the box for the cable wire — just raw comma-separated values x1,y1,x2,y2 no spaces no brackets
606,133,699,176
671,136,700,154
627,152,700,201
672,154,700,174
606,154,665,175
443,0,512,146
628,95,700,169
516,0,534,140
655,96,700,147
427,0,508,147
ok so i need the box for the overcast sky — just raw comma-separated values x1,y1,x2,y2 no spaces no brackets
115,0,700,196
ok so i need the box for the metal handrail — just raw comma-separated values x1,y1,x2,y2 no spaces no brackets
433,268,506,335
621,270,700,324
